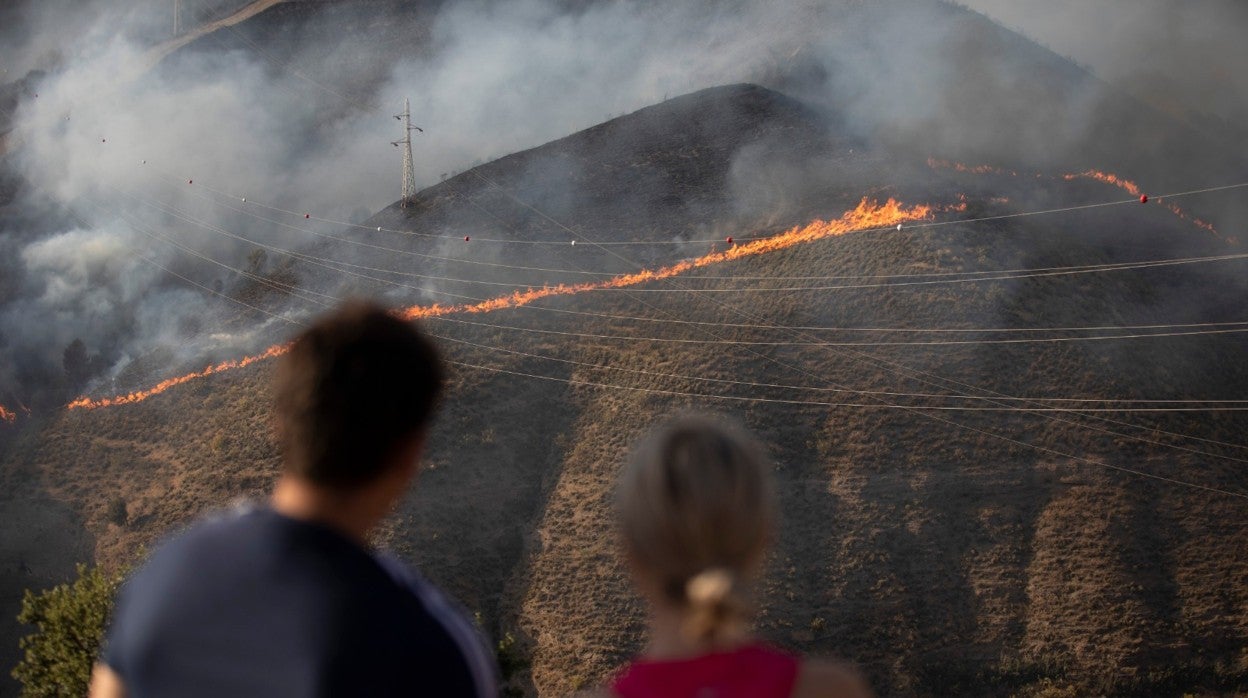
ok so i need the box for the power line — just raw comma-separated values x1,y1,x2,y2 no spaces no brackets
427,330,1248,412
463,168,1248,494
137,156,1248,294
139,152,1248,245
427,312,1248,347
441,356,1248,500
99,195,1248,415
82,149,1248,491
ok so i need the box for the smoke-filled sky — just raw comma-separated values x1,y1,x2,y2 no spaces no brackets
0,0,1244,408
958,0,1248,128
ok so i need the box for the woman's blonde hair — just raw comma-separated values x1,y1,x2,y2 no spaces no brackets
617,413,776,645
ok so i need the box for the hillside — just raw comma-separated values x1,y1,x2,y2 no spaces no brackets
3,0,1248,694
2,76,1246,696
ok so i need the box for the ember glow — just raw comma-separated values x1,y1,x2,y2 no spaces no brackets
0,404,14,423
65,198,931,411
927,158,1018,177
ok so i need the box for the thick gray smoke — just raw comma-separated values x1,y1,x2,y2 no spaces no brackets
957,0,1248,134
0,0,1244,408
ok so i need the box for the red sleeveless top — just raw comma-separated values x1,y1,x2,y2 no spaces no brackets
611,643,800,698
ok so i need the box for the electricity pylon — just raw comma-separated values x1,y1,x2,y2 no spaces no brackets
392,98,423,208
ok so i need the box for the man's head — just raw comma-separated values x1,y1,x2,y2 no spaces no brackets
274,301,443,490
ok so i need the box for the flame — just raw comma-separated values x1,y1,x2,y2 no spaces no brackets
927,158,1017,177
66,198,931,411
930,160,1224,241
67,344,291,410
399,198,933,321
1064,169,1142,196
1065,170,1225,241
0,404,14,423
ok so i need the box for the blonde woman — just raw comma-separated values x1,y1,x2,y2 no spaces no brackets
605,414,871,698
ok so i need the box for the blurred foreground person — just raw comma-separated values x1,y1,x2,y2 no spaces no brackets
90,301,497,697
606,414,871,698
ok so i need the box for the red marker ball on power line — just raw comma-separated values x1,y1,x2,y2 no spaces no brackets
464,236,470,242
1140,194,1148,204
726,236,733,244
304,213,310,219
188,180,193,184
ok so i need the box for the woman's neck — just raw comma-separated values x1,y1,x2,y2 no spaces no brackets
643,602,751,660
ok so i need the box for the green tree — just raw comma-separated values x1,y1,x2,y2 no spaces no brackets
12,564,121,697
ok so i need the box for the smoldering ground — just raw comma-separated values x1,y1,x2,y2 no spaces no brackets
0,0,1244,409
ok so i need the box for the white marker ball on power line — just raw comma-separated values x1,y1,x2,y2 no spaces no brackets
571,240,576,245
896,223,902,231
241,197,246,202
377,226,382,231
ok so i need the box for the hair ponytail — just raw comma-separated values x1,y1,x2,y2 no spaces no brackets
682,568,746,645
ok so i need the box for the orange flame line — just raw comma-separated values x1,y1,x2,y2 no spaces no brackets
930,161,1224,240
398,197,932,320
66,344,292,410
1063,169,1143,196
0,404,14,423
66,198,931,411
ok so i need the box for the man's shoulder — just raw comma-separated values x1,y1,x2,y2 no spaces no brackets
126,504,385,611
136,505,278,571
108,507,498,696
134,504,262,573
358,554,500,696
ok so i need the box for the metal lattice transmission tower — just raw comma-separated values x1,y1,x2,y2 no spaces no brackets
391,98,423,208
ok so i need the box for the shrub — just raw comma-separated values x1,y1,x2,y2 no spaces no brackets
11,563,122,697
106,498,128,527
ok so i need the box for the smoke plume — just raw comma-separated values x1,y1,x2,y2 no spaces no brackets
0,0,1243,409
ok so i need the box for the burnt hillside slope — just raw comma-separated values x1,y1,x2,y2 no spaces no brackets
3,78,1246,696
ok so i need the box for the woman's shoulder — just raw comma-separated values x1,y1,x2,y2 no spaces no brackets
597,645,870,698
791,658,873,698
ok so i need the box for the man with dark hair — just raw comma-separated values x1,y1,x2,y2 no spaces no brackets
90,301,497,697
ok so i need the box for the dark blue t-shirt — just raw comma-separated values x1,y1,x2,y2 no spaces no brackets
103,506,497,697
